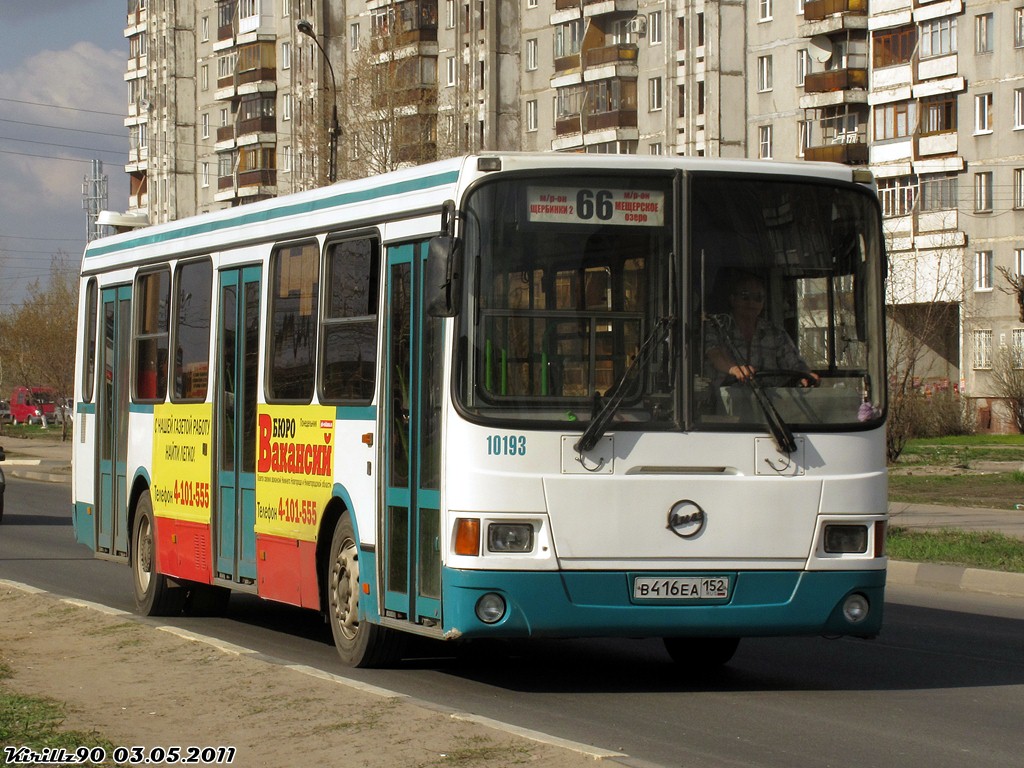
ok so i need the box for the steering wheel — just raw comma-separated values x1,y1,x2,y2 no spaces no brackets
753,369,818,387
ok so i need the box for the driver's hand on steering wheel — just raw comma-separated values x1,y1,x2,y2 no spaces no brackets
727,364,757,381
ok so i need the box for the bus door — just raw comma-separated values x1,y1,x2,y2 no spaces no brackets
97,285,131,558
382,242,442,627
215,266,261,584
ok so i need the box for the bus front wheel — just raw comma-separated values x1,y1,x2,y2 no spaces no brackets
327,515,403,668
131,491,182,616
663,636,741,668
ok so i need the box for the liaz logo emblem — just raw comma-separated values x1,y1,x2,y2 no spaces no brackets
667,500,706,539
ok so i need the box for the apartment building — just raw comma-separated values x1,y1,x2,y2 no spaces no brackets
119,0,1024,429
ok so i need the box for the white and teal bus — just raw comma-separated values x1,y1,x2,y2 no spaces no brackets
72,153,887,667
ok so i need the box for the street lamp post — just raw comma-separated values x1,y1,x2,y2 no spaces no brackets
297,19,340,183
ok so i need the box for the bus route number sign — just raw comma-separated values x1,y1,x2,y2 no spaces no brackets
527,186,665,227
633,576,730,600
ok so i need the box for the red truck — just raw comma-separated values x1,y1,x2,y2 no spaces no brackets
9,386,57,426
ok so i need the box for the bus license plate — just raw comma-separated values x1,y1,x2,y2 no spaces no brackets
633,576,730,600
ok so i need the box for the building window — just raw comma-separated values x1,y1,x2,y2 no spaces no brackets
758,125,773,159
758,0,772,22
555,20,584,57
201,64,209,91
919,174,957,211
877,176,918,217
649,142,663,155
797,120,812,158
975,251,993,290
1013,329,1024,368
1015,88,1024,129
526,99,538,132
1015,169,1024,209
201,112,210,139
281,145,291,172
281,41,290,70
1016,7,1024,48
201,162,209,188
975,172,994,212
446,56,456,86
873,101,916,141
920,94,957,134
282,93,291,121
796,49,810,86
1016,248,1024,277
526,38,538,71
973,329,993,369
350,23,360,50
975,13,994,54
757,55,773,92
873,25,916,67
649,11,662,45
201,16,210,42
975,93,993,133
921,16,957,58
649,77,663,111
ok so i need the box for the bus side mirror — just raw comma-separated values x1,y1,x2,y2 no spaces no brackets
426,235,464,317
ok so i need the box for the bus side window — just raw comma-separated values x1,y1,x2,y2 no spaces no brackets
321,235,380,403
134,269,171,402
268,240,320,402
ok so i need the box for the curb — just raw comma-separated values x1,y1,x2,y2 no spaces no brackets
887,559,1024,598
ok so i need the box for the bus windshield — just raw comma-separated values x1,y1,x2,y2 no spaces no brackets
454,171,885,433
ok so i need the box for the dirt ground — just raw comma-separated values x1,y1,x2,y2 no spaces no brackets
0,586,611,768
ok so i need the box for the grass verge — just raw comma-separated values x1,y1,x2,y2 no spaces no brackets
888,527,1024,573
0,660,121,767
887,472,1024,508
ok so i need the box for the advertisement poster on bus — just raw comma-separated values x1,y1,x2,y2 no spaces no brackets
255,405,335,541
151,403,213,524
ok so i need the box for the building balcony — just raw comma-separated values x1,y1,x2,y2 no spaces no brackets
555,0,579,10
555,108,637,137
915,130,957,158
804,139,868,165
583,0,638,15
555,52,582,74
236,66,275,87
236,115,276,139
803,67,868,93
584,43,638,68
803,0,867,22
217,125,235,143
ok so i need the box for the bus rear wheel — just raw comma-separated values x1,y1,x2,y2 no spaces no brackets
663,636,741,668
131,491,183,616
327,515,403,668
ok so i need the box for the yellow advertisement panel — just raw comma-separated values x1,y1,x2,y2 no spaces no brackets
255,405,335,541
151,403,214,524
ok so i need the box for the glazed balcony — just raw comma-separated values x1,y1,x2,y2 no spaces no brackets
803,0,867,22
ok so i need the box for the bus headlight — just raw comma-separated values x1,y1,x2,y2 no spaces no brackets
487,523,534,553
475,593,507,624
824,524,868,554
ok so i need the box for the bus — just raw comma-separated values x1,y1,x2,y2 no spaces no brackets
72,153,888,668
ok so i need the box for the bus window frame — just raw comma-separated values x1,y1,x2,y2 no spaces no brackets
266,237,321,404
82,278,98,404
170,256,214,404
318,228,383,406
132,266,172,404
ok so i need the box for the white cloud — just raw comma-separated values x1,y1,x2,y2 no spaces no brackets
0,41,124,229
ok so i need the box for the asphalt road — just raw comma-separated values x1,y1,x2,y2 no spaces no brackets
2,475,1022,768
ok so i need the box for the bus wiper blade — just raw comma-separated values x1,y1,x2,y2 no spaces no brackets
574,316,673,454
707,314,797,455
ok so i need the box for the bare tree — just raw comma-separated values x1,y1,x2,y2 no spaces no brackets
0,255,78,439
988,345,1024,434
342,6,439,179
885,243,963,462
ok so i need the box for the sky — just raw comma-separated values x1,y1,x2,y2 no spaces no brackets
0,0,128,308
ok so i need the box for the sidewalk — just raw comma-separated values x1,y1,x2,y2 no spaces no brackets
3,433,1024,597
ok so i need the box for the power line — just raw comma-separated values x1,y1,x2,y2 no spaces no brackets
0,96,124,119
0,117,128,140
0,135,124,158
0,148,105,165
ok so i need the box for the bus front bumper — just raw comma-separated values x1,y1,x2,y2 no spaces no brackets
441,568,885,640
